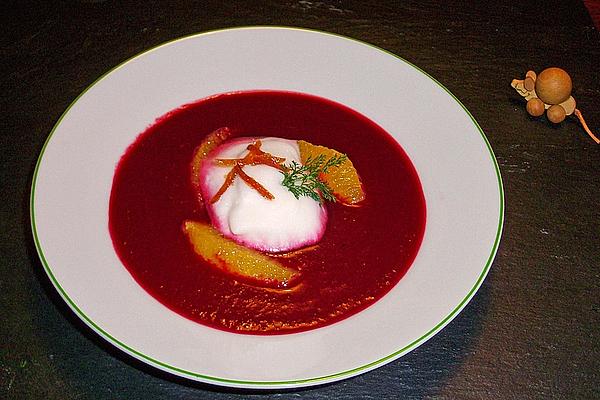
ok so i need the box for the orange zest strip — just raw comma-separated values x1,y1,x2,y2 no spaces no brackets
210,165,240,204
210,140,286,203
215,155,286,170
236,166,274,200
574,109,600,144
245,143,287,168
251,153,287,171
213,159,239,167
215,141,287,170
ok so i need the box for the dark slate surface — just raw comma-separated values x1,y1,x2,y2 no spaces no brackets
1,1,599,398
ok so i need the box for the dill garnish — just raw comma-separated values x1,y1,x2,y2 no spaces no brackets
280,153,347,203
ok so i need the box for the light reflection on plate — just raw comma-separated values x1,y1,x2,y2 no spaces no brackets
31,27,503,389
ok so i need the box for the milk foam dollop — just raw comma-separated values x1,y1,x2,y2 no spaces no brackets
199,137,327,252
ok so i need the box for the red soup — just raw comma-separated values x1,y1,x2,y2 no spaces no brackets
109,91,426,335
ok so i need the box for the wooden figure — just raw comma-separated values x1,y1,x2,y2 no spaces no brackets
511,67,599,144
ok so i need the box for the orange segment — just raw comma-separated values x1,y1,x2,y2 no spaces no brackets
190,127,231,202
183,221,300,288
297,140,365,205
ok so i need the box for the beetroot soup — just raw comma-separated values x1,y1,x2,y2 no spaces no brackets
109,91,426,335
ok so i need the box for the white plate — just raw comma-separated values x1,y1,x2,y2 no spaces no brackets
31,27,503,389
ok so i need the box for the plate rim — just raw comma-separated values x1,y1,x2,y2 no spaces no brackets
30,25,504,388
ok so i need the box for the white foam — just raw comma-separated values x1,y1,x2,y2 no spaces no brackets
200,137,327,252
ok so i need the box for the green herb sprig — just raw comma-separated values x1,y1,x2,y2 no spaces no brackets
280,153,347,203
